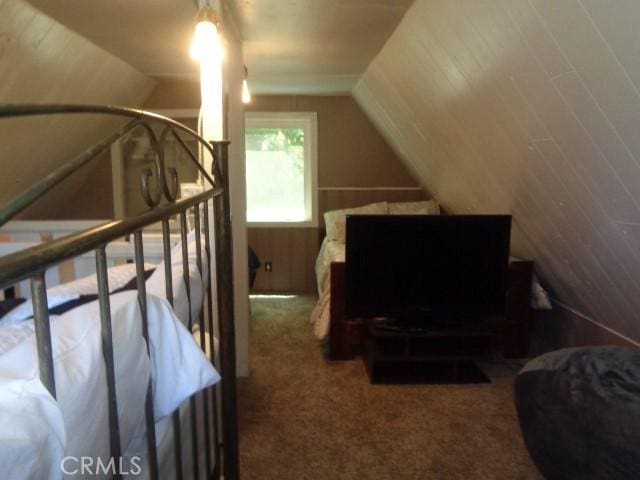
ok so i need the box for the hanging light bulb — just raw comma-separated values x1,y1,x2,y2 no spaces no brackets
242,65,251,104
191,5,224,143
190,7,224,62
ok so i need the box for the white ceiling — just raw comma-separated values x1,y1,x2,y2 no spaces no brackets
26,0,414,95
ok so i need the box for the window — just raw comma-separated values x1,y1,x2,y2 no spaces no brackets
245,112,317,226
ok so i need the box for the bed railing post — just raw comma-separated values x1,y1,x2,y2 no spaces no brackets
133,231,159,480
203,200,222,478
179,211,200,480
162,219,184,480
211,140,240,480
95,246,122,478
194,204,214,477
30,272,56,398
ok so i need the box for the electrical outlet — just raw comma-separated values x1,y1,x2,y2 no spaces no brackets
265,261,272,272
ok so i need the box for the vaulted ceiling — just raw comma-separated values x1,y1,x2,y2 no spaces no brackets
353,0,640,344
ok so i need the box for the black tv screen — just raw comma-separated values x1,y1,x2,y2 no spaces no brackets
345,215,512,326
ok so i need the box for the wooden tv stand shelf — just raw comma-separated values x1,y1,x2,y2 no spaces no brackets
363,321,494,383
328,260,534,361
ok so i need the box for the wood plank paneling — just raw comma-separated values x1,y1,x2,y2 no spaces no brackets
248,227,319,293
353,0,640,344
249,188,429,293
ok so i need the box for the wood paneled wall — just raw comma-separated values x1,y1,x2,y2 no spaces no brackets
0,0,155,220
353,0,640,346
249,187,427,293
248,228,319,293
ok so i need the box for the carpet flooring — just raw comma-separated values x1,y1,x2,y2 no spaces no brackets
237,295,542,479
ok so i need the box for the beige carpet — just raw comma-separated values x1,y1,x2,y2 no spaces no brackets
237,295,542,480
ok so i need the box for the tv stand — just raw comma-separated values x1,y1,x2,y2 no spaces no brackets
328,260,534,360
378,315,451,333
363,320,493,384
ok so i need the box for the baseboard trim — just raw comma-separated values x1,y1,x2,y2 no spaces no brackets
551,299,640,348
531,299,639,355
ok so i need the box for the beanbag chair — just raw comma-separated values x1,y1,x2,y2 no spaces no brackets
515,346,640,479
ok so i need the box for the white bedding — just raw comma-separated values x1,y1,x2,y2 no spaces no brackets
309,237,553,341
147,231,209,327
124,389,214,480
0,231,219,479
0,263,154,325
310,239,345,340
1,232,208,328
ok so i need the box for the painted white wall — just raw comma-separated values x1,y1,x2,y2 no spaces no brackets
222,1,250,377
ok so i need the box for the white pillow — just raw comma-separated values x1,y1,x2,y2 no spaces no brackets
324,202,387,243
0,324,66,480
530,275,552,310
509,256,553,310
388,200,440,215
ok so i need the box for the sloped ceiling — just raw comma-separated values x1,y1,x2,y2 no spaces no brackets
25,0,200,78
353,0,640,343
26,0,414,95
0,0,155,218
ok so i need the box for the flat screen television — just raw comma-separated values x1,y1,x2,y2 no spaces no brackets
345,214,512,329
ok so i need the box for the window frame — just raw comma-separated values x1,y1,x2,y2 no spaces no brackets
244,111,318,228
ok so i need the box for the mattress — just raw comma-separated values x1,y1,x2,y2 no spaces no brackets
310,239,345,340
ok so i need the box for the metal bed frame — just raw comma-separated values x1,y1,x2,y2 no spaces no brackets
0,105,239,479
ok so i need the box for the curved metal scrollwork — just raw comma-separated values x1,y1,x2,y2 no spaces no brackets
133,122,181,209
140,167,161,208
0,104,219,226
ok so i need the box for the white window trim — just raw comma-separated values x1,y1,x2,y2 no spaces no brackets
245,111,318,228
